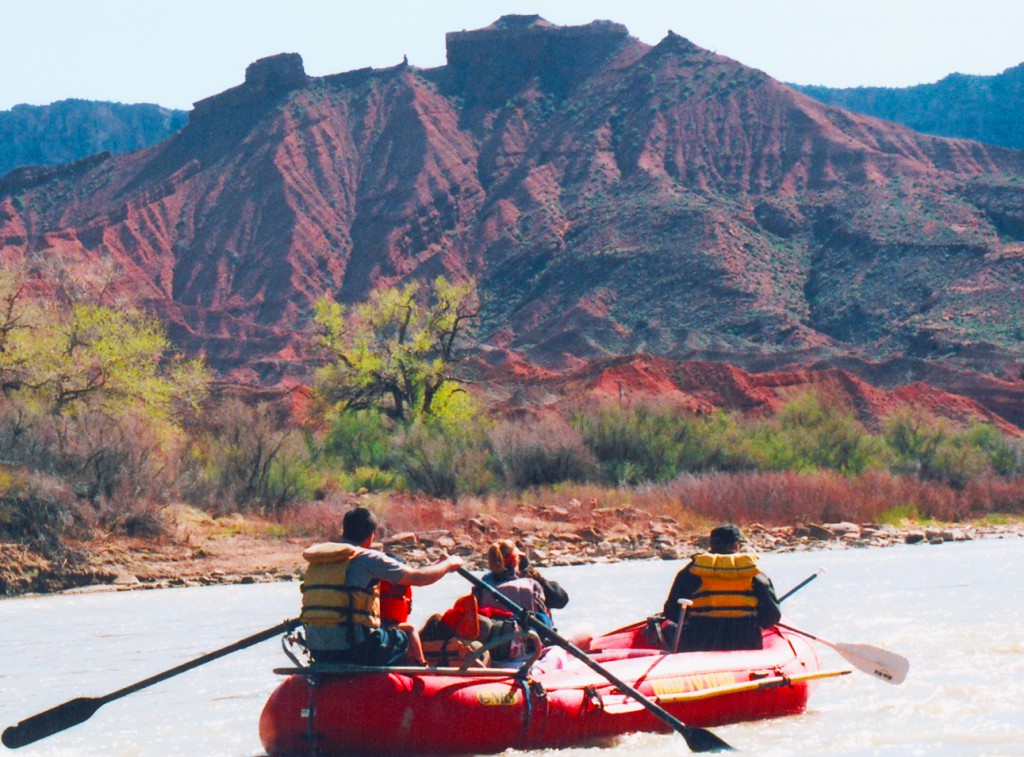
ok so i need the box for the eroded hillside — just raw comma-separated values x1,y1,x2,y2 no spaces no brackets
1,15,1023,415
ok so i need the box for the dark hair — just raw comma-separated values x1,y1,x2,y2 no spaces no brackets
709,523,743,553
342,507,378,544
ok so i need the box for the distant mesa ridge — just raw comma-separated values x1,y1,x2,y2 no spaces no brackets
191,53,308,120
794,61,1024,150
445,15,631,102
0,100,187,178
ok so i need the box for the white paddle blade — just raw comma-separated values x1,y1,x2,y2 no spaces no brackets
835,642,909,685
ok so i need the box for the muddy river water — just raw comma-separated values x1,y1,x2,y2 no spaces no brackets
1,536,1022,756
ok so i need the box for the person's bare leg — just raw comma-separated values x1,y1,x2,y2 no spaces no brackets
401,623,427,665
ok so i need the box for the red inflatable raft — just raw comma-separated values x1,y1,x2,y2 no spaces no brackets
259,622,843,756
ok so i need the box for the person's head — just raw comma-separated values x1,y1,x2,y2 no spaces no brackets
342,506,378,546
486,539,521,575
709,523,744,554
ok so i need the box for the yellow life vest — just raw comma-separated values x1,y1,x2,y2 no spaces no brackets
299,542,380,629
687,552,760,619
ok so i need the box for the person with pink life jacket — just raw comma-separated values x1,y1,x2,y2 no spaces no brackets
472,539,569,629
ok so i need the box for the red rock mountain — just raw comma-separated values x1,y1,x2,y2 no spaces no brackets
2,15,1024,423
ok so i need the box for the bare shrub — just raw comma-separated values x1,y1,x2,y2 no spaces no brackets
490,416,598,489
0,398,179,539
60,405,182,502
278,500,354,540
658,469,983,526
183,397,312,514
0,397,64,473
372,492,469,535
0,466,83,563
393,419,491,500
960,476,1024,517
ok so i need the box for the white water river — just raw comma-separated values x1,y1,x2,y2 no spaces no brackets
1,536,1022,756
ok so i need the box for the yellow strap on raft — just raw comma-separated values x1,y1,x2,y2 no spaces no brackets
598,669,851,715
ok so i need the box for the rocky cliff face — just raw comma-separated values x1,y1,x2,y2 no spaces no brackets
1,17,1023,410
443,15,631,105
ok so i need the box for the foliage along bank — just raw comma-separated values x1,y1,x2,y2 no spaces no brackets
2,274,1023,591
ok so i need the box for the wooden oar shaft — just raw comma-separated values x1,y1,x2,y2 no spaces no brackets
2,618,299,749
456,567,733,753
106,618,299,701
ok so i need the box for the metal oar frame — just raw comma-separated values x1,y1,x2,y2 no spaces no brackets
276,628,545,679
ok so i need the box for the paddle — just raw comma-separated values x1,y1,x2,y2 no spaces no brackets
457,567,733,753
777,568,826,603
777,623,908,685
2,618,299,749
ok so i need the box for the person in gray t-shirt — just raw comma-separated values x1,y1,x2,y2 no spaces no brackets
300,507,463,665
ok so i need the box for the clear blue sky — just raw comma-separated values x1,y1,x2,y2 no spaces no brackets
4,0,1024,111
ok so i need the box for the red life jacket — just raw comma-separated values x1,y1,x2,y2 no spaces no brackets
378,580,412,624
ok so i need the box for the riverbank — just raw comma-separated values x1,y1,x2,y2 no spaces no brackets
2,498,1021,598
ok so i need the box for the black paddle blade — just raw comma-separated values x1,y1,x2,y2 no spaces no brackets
2,697,102,749
683,726,736,752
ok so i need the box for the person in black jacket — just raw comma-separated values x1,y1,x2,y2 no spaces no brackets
662,524,781,652
519,552,569,618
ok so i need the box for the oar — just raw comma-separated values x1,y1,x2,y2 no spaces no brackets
457,567,733,753
2,618,299,749
671,598,693,653
778,623,908,685
778,568,826,603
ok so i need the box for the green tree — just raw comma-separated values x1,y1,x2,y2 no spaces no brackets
961,423,1022,477
884,409,945,474
0,268,209,532
882,412,1015,484
0,269,206,416
313,276,478,423
751,391,887,475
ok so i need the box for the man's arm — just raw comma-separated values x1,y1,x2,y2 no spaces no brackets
663,564,697,622
753,574,783,628
395,555,464,587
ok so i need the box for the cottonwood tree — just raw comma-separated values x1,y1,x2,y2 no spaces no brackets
313,276,478,423
0,268,208,510
7,301,206,417
0,268,208,417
